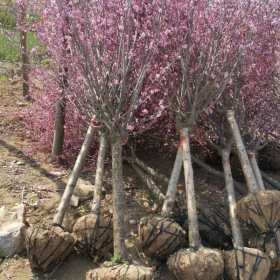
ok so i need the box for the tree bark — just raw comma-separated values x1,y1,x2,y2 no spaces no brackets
227,110,259,193
51,98,65,157
161,146,182,217
20,30,29,98
248,151,265,191
181,128,201,249
111,132,127,260
53,125,95,225
222,147,243,248
91,132,108,215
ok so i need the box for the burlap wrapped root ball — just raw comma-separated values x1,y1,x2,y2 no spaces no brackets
86,263,155,280
138,216,186,260
224,247,271,280
73,213,113,259
167,247,224,280
237,191,280,233
250,234,280,271
25,224,76,272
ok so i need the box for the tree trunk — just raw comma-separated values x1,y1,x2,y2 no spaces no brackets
52,98,65,157
161,146,182,217
53,125,95,225
262,172,280,190
248,151,265,191
181,128,201,249
227,110,259,193
222,147,243,248
111,132,127,260
91,132,108,215
20,30,29,98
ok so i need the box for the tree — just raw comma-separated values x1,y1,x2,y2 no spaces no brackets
49,0,163,260
17,0,30,98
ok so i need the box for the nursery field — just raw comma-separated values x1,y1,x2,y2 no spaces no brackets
0,71,279,279
1,0,280,280
0,75,181,279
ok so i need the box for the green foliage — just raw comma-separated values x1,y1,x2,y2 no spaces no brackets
110,253,124,264
0,33,19,61
0,1,43,62
0,6,16,29
0,32,42,62
0,74,8,80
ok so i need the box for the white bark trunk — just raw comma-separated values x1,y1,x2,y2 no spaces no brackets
161,146,182,217
111,132,127,260
248,151,265,191
181,128,201,249
53,126,95,225
222,148,244,248
91,132,108,214
227,110,259,193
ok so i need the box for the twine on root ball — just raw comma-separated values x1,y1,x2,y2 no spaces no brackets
25,224,76,273
73,213,113,259
236,191,280,234
167,247,224,280
250,233,280,271
138,216,186,260
224,247,271,280
86,263,155,280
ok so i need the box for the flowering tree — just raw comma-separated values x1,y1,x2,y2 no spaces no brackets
200,0,280,193
39,0,165,260
160,0,242,237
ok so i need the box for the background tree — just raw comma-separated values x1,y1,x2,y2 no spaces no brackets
17,0,30,98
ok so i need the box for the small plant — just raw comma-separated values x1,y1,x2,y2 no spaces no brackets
111,253,125,264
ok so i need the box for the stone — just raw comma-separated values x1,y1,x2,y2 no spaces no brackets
0,204,25,257
70,195,79,207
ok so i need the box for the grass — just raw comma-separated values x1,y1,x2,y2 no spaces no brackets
0,32,42,62
0,2,42,62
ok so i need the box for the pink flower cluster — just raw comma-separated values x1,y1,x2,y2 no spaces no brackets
21,0,280,160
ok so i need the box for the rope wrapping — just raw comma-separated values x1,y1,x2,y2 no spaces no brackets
138,216,186,259
25,224,76,272
73,213,113,260
86,264,155,280
167,247,224,280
